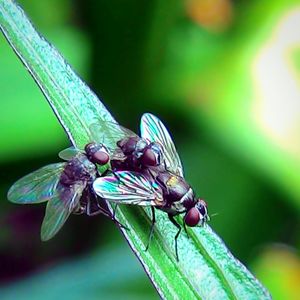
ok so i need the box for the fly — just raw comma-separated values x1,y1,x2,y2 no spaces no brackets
93,113,209,260
7,143,113,240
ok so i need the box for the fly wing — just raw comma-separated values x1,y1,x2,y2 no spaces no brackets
140,113,184,176
41,183,85,241
7,163,65,204
93,171,164,206
89,119,137,155
58,147,82,161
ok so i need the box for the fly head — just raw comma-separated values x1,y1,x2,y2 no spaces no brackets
184,199,208,227
85,142,110,166
140,142,162,167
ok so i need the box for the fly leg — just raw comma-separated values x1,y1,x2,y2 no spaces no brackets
168,214,182,262
112,203,119,220
86,197,110,217
145,207,156,251
110,203,129,230
86,197,129,230
183,221,190,239
92,204,128,230
73,205,85,215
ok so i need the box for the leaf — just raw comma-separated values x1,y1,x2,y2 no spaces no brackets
0,26,91,163
0,1,271,299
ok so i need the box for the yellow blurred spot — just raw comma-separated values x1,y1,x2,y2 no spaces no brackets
253,246,300,300
185,0,233,32
252,8,300,159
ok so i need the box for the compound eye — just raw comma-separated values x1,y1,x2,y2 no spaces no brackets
92,151,109,165
85,143,110,165
184,207,200,227
141,148,158,166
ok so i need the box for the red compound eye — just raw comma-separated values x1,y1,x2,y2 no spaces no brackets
85,143,110,165
141,148,157,166
184,207,200,227
91,151,109,165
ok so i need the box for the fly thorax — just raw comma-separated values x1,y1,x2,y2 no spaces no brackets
166,175,189,202
117,136,143,155
60,155,96,186
158,172,191,202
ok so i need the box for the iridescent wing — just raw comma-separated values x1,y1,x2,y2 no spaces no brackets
89,119,137,155
93,171,164,206
58,147,82,161
59,119,136,161
7,163,65,204
140,113,184,176
41,183,85,241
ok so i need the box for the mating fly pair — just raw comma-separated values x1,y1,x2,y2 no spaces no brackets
8,113,209,259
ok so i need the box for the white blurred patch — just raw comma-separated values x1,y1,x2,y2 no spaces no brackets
252,7,300,159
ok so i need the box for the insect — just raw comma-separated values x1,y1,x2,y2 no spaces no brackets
7,142,113,241
114,136,163,169
88,118,165,171
93,113,209,260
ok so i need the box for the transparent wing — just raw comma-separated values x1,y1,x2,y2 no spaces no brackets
58,147,82,161
140,113,184,176
41,183,85,241
7,163,65,204
89,119,137,155
93,171,164,206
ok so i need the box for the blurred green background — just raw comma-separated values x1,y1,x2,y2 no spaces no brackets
0,0,300,299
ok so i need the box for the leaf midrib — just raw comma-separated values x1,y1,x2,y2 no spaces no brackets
188,226,237,300
139,208,201,300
